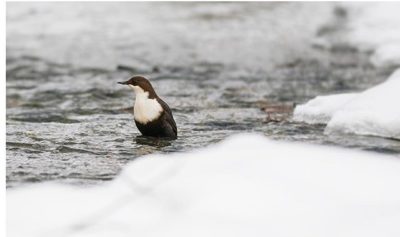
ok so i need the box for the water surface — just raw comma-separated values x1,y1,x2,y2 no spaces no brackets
6,2,400,187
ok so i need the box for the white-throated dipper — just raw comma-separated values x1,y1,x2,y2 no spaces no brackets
118,76,177,139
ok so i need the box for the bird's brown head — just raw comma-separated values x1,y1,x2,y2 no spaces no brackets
118,76,157,98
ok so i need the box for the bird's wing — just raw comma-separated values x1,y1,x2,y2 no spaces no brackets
157,98,177,136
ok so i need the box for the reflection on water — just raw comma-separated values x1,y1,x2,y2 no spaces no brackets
135,136,173,148
6,2,400,187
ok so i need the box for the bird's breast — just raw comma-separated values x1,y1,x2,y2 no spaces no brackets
134,96,163,124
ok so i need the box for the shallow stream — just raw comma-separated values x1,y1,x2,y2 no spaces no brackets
6,2,400,187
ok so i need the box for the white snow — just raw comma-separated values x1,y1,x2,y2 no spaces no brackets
293,93,358,124
7,134,400,237
344,2,400,68
325,71,400,139
294,69,400,139
370,44,400,68
294,3,400,139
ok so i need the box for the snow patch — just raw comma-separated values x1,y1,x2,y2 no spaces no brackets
371,44,400,68
344,2,400,68
325,71,400,139
7,134,400,237
294,69,400,139
293,93,358,124
294,3,400,139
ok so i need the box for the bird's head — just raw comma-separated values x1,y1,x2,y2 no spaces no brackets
118,76,157,98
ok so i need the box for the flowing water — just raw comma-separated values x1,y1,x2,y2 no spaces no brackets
6,2,400,188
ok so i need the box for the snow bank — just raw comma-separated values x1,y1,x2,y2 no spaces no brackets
325,71,400,139
293,93,357,124
294,69,400,139
370,44,400,68
294,3,400,139
344,3,400,68
7,134,400,237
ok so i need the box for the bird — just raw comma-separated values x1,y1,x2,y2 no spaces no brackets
118,76,177,139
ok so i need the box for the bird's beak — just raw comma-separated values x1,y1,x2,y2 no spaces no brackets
118,80,129,85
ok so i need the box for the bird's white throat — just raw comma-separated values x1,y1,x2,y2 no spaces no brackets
129,85,163,124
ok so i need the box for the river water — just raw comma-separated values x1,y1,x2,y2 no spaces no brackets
6,2,400,187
